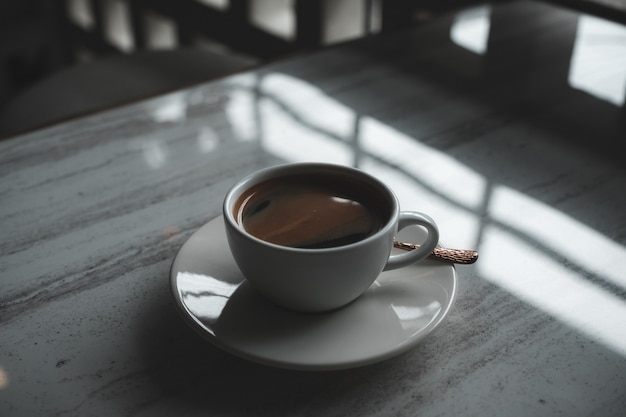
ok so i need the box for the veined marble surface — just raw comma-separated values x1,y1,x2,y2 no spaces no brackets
1,1,626,416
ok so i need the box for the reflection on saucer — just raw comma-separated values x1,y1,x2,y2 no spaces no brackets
177,271,240,327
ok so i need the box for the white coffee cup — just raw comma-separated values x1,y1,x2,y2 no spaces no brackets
223,163,439,312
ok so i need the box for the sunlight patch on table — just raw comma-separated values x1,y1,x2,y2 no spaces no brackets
359,156,483,250
478,223,626,357
140,140,167,169
225,87,259,142
489,185,626,292
197,126,220,153
569,15,626,106
260,73,358,140
151,95,187,122
225,73,357,164
359,116,488,212
256,97,354,164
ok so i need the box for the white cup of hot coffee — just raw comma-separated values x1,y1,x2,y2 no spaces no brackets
223,163,439,312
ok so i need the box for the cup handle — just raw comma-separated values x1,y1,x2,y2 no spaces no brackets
383,212,439,271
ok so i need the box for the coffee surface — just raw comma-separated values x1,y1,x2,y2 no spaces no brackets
234,174,387,248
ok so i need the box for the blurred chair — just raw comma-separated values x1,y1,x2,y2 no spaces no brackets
0,0,281,137
0,0,318,137
3,0,520,137
0,48,255,135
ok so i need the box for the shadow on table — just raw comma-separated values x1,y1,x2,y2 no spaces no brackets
134,287,436,416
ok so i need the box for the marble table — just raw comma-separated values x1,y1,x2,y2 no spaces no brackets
1,1,625,415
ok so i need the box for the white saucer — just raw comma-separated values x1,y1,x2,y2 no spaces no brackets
170,216,457,371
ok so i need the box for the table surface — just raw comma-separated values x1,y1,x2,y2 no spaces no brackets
2,1,626,416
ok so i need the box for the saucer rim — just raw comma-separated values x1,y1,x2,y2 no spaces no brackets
169,216,457,371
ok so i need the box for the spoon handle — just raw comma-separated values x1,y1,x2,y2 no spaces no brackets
394,241,478,265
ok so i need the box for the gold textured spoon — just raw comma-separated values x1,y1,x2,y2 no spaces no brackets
394,241,478,265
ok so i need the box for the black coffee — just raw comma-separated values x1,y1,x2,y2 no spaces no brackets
233,173,390,249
